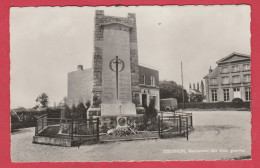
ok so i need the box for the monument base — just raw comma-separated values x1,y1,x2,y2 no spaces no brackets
99,114,144,134
101,102,136,116
87,107,101,117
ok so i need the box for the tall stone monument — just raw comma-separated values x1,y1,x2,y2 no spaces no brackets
91,10,140,116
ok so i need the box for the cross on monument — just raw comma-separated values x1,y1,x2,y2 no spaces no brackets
109,56,125,100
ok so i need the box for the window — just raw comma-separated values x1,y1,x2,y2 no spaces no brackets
244,74,251,83
232,65,239,72
223,89,230,101
233,88,240,92
210,78,218,85
141,74,145,85
244,64,250,71
150,76,155,86
232,75,240,84
245,88,251,101
222,77,230,84
211,90,217,102
222,67,229,73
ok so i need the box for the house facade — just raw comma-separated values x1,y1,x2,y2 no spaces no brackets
138,65,160,110
204,53,251,102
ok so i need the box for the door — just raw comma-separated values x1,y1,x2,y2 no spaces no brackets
142,94,147,107
233,88,241,99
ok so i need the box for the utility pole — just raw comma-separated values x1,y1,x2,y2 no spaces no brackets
181,62,185,109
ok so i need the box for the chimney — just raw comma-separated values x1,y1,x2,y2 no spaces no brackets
77,65,83,71
209,66,213,73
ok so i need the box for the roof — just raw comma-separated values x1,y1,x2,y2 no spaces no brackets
188,89,202,95
204,67,219,79
204,52,250,79
216,52,250,64
138,63,160,71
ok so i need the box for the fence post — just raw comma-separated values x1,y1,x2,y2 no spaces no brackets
173,110,176,124
176,116,178,132
35,118,37,136
41,117,43,131
92,118,95,136
97,118,100,141
159,116,160,137
179,115,182,135
186,117,189,140
191,113,193,128
45,115,47,127
161,111,163,126
71,118,74,140
158,116,161,138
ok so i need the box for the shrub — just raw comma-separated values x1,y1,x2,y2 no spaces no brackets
11,108,62,131
178,101,250,110
145,99,158,118
76,103,87,120
232,98,243,103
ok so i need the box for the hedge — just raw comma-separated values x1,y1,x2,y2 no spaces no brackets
178,102,251,110
11,108,61,131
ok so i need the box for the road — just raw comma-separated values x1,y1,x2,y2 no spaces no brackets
11,111,251,162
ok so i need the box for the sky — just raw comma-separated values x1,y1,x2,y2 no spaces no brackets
10,5,251,108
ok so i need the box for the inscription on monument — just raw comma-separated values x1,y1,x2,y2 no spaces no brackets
102,25,132,103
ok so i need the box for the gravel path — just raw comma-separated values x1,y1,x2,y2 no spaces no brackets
11,111,251,162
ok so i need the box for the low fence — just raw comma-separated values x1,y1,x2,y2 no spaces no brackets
35,111,193,146
35,115,99,145
158,111,193,140
11,108,62,131
35,114,48,135
178,102,251,110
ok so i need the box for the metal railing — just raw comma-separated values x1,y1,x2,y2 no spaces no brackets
35,114,47,135
158,111,193,140
35,115,100,143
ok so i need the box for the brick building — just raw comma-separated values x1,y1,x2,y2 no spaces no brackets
204,53,251,102
138,65,160,109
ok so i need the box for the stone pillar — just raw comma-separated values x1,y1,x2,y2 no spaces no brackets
91,10,140,116
93,10,104,90
128,13,140,92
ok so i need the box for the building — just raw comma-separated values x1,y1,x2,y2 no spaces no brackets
138,65,160,109
68,65,160,110
204,53,251,102
67,10,160,116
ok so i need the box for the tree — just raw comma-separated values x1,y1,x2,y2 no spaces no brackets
190,93,203,102
71,104,77,118
58,96,68,108
76,103,87,120
144,99,157,118
85,100,91,111
35,93,49,109
159,80,189,103
201,80,205,95
62,104,72,119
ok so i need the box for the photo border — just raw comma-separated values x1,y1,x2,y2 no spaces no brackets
1,0,259,168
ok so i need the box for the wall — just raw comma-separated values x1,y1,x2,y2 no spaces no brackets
139,65,159,86
68,68,92,106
